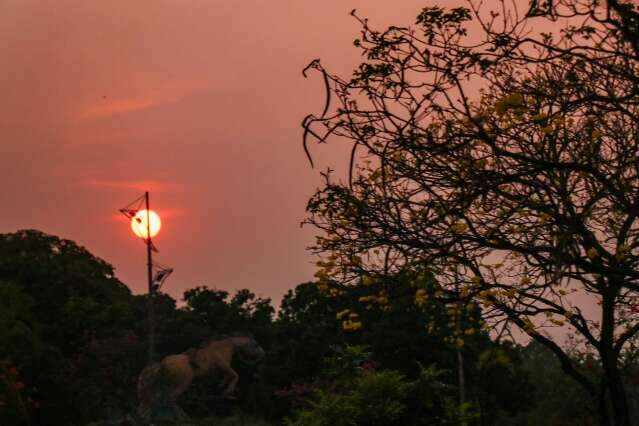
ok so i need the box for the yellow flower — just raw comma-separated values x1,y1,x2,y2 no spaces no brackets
494,93,524,114
350,255,362,266
450,222,468,233
377,296,389,305
511,226,524,234
587,248,598,259
532,113,548,122
538,213,552,223
616,244,631,260
504,288,517,298
314,269,328,279
522,318,536,333
361,276,374,286
342,320,363,331
336,309,350,320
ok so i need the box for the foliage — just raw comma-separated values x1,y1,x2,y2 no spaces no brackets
0,228,281,425
0,230,140,424
285,345,461,426
510,341,598,425
0,230,133,352
475,344,536,424
302,1,639,424
271,280,533,425
0,229,629,424
0,361,34,425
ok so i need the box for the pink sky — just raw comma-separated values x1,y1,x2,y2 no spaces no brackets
1,0,430,305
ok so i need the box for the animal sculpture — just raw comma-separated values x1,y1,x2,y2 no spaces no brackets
137,333,265,421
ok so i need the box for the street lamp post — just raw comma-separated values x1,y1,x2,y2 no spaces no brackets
120,192,172,365
144,192,155,363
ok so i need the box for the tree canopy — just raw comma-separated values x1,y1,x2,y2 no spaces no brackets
0,229,632,424
303,1,639,424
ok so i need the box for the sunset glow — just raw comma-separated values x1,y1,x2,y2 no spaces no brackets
131,210,161,239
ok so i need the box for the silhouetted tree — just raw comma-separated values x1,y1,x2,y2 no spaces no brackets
303,2,639,424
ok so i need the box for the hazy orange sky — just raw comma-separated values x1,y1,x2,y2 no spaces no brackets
1,0,432,305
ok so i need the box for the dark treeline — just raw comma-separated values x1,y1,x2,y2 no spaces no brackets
1,230,633,425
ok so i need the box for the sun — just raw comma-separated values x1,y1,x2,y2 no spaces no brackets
131,209,161,239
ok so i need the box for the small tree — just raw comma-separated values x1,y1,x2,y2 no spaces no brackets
303,1,639,424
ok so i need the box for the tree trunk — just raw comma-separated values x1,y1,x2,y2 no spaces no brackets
598,379,611,426
603,361,631,426
600,289,631,426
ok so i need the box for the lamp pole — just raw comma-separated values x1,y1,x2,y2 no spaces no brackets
145,191,155,364
120,192,172,365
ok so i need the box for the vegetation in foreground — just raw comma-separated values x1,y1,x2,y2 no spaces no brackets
1,230,637,425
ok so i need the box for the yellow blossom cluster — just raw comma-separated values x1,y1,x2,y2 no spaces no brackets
415,289,427,306
314,269,329,281
444,336,466,347
450,222,468,233
538,213,552,224
342,320,363,331
494,92,524,115
314,256,339,285
616,244,631,260
336,309,350,320
361,275,375,286
511,226,525,234
358,292,389,305
522,317,536,334
502,288,518,298
349,255,363,267
329,288,344,297
342,312,362,331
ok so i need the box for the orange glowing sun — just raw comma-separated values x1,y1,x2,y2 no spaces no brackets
131,209,161,239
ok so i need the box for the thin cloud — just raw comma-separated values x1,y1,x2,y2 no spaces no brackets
78,97,158,120
86,179,183,193
76,83,212,122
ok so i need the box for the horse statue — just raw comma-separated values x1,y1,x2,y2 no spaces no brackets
137,333,265,422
